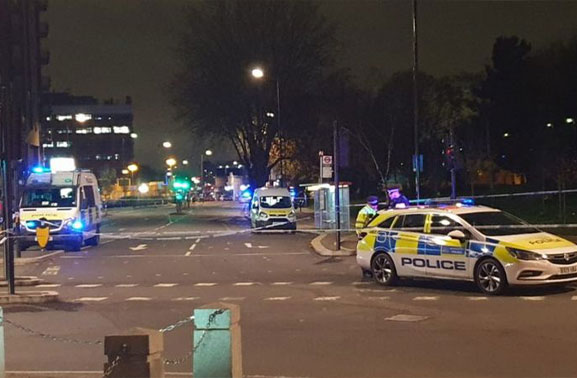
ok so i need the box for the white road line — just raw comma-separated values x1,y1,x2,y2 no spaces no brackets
386,314,429,322
185,251,192,257
35,284,61,288
41,266,61,276
314,296,340,301
271,282,293,286
194,283,217,287
75,297,107,302
219,297,246,301
233,282,257,286
154,283,178,288
520,296,545,301
413,296,439,301
129,244,147,251
244,243,252,248
75,284,102,288
157,237,182,241
367,296,390,300
172,297,200,301
468,296,489,301
60,256,86,259
352,281,371,285
264,296,291,301
310,281,333,286
195,238,201,243
189,244,197,251
126,297,152,301
115,284,138,288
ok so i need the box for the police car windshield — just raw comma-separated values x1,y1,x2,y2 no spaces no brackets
460,211,540,236
21,187,76,208
260,196,292,209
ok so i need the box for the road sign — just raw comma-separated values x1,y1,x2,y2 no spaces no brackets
321,155,333,178
322,156,333,165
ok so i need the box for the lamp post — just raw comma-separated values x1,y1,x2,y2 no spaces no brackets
251,66,283,186
127,163,139,187
200,150,212,198
162,141,172,149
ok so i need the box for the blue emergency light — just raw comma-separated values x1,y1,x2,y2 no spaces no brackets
71,220,83,230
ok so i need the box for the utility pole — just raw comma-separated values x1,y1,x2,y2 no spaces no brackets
333,121,341,251
412,0,420,201
276,79,283,187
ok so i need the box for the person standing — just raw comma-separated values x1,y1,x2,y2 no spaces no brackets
355,196,379,236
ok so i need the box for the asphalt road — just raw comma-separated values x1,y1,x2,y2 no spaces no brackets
4,202,577,377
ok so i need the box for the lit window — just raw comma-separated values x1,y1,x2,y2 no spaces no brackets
46,116,51,121
94,127,101,134
75,113,92,123
75,128,90,134
42,142,54,148
56,141,70,148
114,154,120,160
95,154,102,160
56,115,72,121
113,126,130,134
101,127,112,134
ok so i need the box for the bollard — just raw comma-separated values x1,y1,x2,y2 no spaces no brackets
104,327,164,378
0,307,4,378
193,302,242,378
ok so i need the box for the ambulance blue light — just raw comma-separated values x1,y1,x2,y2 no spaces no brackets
26,221,37,229
32,166,46,173
71,220,83,230
461,198,475,206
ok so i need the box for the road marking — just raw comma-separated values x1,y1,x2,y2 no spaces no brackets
271,282,293,286
352,281,371,285
129,244,147,251
154,283,178,288
356,288,395,293
75,297,107,302
310,281,333,286
115,284,138,288
233,282,257,286
520,296,545,301
413,296,439,301
264,296,291,301
189,244,197,250
314,296,340,301
60,256,86,259
126,297,152,301
386,314,429,322
106,252,309,258
219,297,246,301
172,297,200,301
157,237,182,241
41,266,61,276
243,242,268,249
75,284,102,288
367,296,390,300
572,296,577,301
195,238,201,243
467,296,489,301
194,283,217,287
35,284,61,288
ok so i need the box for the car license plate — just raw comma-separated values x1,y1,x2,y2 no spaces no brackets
559,266,577,275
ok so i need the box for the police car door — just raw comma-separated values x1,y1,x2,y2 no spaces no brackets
392,214,427,277
423,214,468,278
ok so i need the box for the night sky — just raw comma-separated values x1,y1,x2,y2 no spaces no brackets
45,0,577,171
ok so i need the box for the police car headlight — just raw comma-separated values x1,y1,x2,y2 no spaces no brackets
506,247,547,261
258,212,268,220
288,211,296,220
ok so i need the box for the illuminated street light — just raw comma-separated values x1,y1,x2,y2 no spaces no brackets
121,169,129,175
251,67,264,79
138,183,149,194
233,161,238,166
130,133,138,139
205,149,213,156
162,141,172,149
503,132,510,138
566,118,574,124
75,113,92,123
547,123,553,128
182,160,189,165
127,163,139,173
165,158,177,168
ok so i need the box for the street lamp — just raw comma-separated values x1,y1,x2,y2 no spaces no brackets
566,117,574,124
162,141,172,149
127,163,139,185
182,160,189,165
165,158,177,168
130,133,138,139
200,149,213,198
250,65,284,186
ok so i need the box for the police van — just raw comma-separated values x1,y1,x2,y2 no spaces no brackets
18,169,103,252
356,202,577,295
250,187,296,230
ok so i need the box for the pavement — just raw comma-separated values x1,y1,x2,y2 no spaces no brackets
1,202,577,377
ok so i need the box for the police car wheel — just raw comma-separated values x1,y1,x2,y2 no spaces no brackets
371,253,397,286
475,259,507,295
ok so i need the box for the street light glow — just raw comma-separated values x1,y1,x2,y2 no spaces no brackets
166,158,177,167
547,123,553,128
233,161,238,165
130,133,138,139
138,183,149,194
566,117,574,124
251,67,264,79
163,141,172,148
205,149,213,156
127,163,139,173
503,132,510,138
182,160,189,165
121,169,129,175
75,113,92,123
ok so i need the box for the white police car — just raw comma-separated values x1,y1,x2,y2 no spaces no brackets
356,203,577,295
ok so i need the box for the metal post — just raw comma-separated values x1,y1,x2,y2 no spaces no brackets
333,122,341,251
412,0,420,201
0,307,5,377
1,85,15,294
276,79,283,186
200,154,204,198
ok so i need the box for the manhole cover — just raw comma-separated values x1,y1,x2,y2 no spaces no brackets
385,314,429,322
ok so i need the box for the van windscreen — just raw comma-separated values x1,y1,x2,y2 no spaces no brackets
21,187,76,208
260,196,292,209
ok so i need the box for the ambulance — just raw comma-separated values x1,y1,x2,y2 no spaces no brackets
356,202,577,295
18,166,103,252
250,187,297,230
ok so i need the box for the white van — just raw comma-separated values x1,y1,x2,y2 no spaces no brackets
250,187,296,231
18,170,103,251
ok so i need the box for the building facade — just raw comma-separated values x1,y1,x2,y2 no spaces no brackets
42,93,136,179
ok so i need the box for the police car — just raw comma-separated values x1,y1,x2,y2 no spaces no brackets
356,202,577,295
